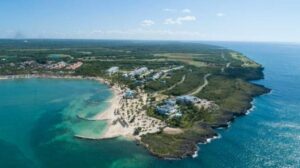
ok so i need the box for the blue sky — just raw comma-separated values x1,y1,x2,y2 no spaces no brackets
0,0,299,42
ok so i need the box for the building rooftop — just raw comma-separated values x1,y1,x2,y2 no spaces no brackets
123,89,136,99
129,67,148,77
107,66,119,75
156,104,178,115
156,98,181,117
176,95,201,105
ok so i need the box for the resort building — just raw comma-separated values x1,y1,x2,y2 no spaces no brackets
107,66,119,76
123,89,136,99
152,71,163,80
66,62,83,70
21,61,35,66
176,95,201,105
156,104,178,115
49,61,67,69
129,67,148,77
122,73,129,78
156,98,182,117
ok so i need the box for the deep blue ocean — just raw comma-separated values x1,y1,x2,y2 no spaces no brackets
0,42,299,168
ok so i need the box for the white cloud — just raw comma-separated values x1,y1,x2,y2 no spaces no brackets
140,19,155,27
164,18,177,25
216,12,225,17
164,8,192,13
182,9,191,13
163,8,177,12
164,15,197,25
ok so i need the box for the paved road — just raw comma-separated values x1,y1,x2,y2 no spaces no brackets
188,73,211,95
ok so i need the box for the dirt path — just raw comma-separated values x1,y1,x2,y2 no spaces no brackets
188,73,211,95
159,75,186,93
163,127,183,135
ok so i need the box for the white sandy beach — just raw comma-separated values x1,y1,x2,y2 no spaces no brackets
92,85,137,139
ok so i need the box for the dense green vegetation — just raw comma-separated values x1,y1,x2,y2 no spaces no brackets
165,68,206,96
141,123,217,158
197,76,269,116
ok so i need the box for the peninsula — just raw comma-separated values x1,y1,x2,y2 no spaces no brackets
0,40,270,159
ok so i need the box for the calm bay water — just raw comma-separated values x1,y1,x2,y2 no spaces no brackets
0,42,299,168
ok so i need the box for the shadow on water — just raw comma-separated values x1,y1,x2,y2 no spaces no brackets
0,139,34,168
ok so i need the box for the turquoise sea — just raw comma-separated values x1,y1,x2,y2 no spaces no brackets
0,42,300,168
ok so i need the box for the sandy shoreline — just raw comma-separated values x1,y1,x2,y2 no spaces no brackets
92,84,136,139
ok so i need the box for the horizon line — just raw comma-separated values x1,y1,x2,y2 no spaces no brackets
0,38,299,44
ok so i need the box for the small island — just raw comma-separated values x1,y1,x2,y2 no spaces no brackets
0,40,270,159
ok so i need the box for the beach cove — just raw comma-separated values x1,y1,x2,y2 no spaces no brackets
0,75,168,168
0,75,166,141
0,77,147,168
